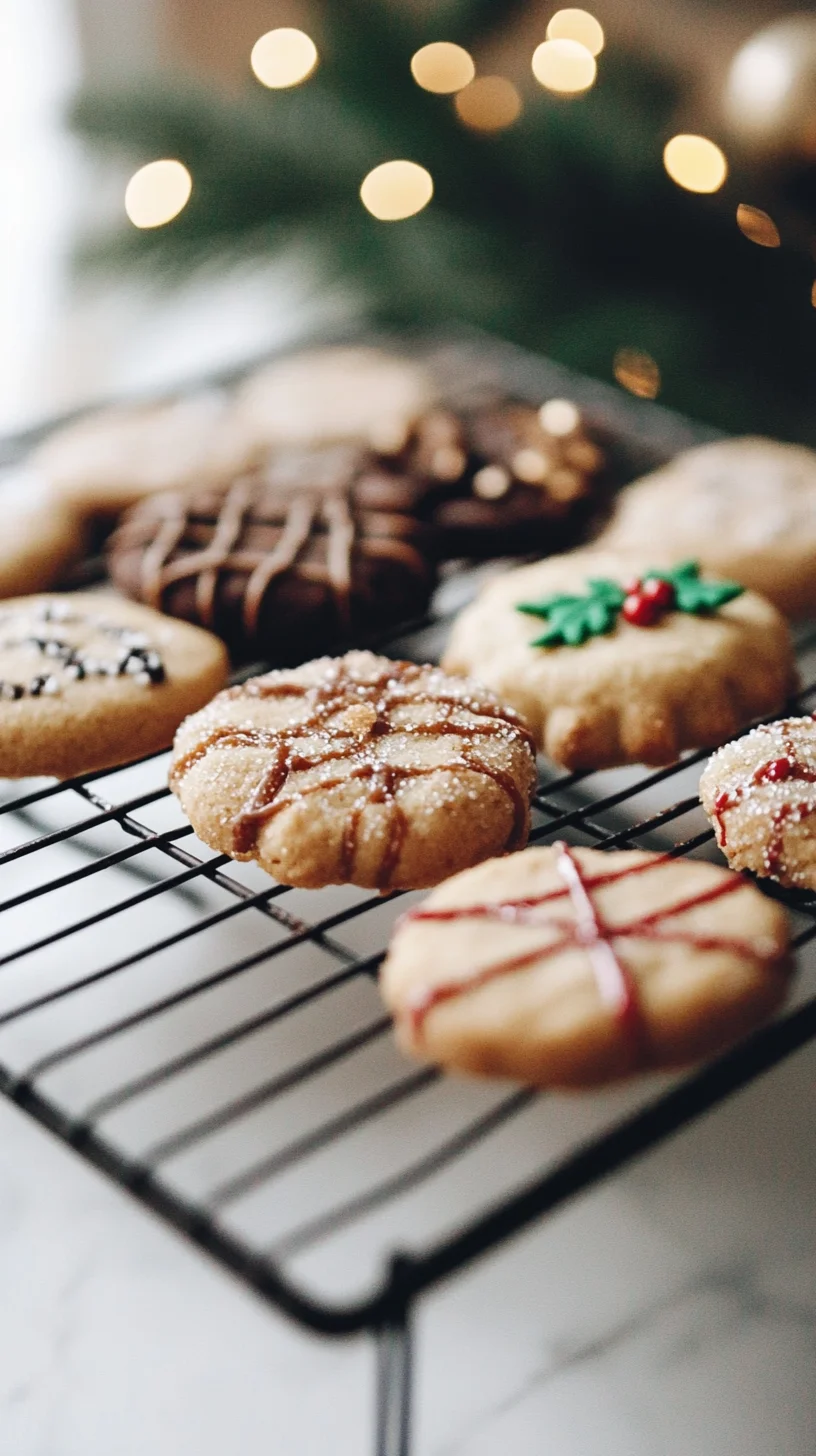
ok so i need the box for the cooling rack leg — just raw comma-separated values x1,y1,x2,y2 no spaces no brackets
375,1309,413,1456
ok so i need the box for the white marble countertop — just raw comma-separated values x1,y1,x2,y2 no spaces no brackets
0,1028,813,1455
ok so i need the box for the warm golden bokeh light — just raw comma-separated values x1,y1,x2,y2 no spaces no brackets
663,134,728,193
811,280,816,308
410,41,475,94
539,399,580,436
360,160,434,221
251,28,318,88
531,38,597,94
736,203,781,247
124,160,192,229
454,76,522,132
546,9,605,57
613,348,661,400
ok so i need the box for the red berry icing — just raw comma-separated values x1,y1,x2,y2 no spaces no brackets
622,592,662,627
641,577,675,610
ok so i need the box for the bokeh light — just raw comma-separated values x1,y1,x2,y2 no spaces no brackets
532,39,597,94
455,76,522,132
546,9,605,57
124,160,192,229
539,399,580,436
663,134,728,193
360,160,433,221
251,28,318,89
811,281,816,308
736,203,781,247
613,348,661,399
411,42,475,94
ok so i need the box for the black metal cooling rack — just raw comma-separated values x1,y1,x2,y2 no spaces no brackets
1,337,816,1456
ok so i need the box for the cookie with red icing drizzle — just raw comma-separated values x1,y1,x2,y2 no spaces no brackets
169,650,537,890
700,716,816,889
381,844,790,1087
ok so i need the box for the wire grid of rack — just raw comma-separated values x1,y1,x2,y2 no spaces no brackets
1,337,816,1455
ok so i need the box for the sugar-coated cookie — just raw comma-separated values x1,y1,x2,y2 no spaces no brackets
0,594,228,779
32,390,257,517
0,467,86,597
378,398,606,558
381,844,791,1088
107,445,437,663
443,551,796,770
169,650,537,890
700,717,816,889
599,437,816,617
234,347,434,452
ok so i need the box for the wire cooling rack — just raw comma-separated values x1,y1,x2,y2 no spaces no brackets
1,337,816,1455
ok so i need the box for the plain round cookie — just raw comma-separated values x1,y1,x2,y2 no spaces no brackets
0,467,85,597
233,347,434,453
31,390,258,518
0,594,228,779
381,844,791,1088
169,650,537,890
700,717,816,889
442,550,796,770
599,437,816,617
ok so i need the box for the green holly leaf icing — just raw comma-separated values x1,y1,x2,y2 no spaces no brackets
515,560,745,650
645,560,745,613
517,578,625,647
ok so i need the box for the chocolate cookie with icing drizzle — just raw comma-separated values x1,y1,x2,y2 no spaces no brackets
107,445,437,663
169,650,537,891
701,716,816,890
381,844,791,1088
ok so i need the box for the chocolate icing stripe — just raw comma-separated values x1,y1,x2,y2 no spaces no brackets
243,493,317,636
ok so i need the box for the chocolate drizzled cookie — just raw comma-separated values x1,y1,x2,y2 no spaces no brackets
367,399,607,558
107,445,437,663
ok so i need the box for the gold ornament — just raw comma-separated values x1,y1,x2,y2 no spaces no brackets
723,17,816,162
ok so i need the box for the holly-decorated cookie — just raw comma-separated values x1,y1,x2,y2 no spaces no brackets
442,550,796,769
169,650,536,890
381,844,791,1087
700,717,816,889
599,437,816,617
0,594,227,778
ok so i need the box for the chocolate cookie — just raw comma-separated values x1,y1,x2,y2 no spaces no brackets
106,445,437,663
369,399,606,558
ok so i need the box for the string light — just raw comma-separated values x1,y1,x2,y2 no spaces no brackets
124,160,192,229
532,38,597,94
546,9,604,57
736,203,781,247
663,135,727,193
360,160,433,221
251,28,318,89
539,399,580,436
411,42,475,94
455,76,522,132
613,348,661,399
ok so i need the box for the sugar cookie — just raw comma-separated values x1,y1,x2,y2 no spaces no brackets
381,844,791,1087
599,437,816,617
700,716,816,889
169,650,537,890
